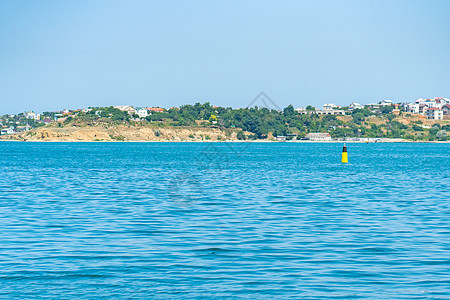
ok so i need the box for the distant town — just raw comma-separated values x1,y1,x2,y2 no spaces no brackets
296,98,449,120
1,97,449,142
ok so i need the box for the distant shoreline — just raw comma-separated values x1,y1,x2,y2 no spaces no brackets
1,139,448,143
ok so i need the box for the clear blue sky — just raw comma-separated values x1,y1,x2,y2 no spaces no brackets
1,0,449,114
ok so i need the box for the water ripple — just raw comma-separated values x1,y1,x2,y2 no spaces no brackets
0,142,448,299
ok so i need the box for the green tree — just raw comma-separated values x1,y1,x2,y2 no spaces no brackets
380,105,394,114
237,131,246,140
283,105,295,117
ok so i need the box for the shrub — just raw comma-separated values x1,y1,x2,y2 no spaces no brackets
436,130,447,140
237,131,246,140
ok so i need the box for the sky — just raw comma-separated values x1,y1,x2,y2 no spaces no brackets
0,0,449,114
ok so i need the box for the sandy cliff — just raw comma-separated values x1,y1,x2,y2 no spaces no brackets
1,125,242,142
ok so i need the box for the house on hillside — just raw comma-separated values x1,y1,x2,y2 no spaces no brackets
296,105,345,115
1,127,14,135
25,111,36,119
349,102,363,110
413,98,445,110
406,103,420,114
136,108,149,118
323,103,339,111
322,103,345,115
366,103,380,110
147,107,165,112
25,111,41,120
113,106,135,114
305,133,332,141
426,107,444,120
379,100,393,106
442,105,450,118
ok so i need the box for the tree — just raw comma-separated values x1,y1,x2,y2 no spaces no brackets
352,112,365,123
209,115,218,122
412,125,423,131
380,105,394,114
237,131,246,140
283,105,295,117
255,126,268,139
63,116,73,124
429,128,439,136
386,114,395,121
436,130,447,140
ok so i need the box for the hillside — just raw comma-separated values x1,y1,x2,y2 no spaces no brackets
1,103,449,142
1,124,248,142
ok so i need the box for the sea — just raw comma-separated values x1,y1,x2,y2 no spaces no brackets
0,142,448,299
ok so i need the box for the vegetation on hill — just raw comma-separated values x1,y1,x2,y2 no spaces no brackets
2,103,449,141
60,103,449,141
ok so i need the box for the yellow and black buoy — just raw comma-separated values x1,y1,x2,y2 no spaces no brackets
341,143,348,164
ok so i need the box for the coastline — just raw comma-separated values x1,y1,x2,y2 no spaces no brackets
1,123,448,143
2,105,448,143
1,138,448,143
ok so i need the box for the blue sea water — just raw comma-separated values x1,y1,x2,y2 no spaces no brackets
0,142,449,299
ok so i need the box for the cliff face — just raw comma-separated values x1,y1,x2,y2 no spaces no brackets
1,125,241,142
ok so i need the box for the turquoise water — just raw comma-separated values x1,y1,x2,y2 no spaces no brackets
0,142,449,299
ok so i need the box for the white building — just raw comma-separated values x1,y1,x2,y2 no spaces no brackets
305,133,332,141
414,98,443,109
432,97,450,107
136,108,149,118
323,103,339,111
296,106,345,115
426,108,444,120
25,112,41,120
113,106,135,114
1,127,14,135
322,104,345,115
379,100,393,106
443,105,450,117
366,103,380,109
406,103,420,114
406,98,449,115
349,102,363,110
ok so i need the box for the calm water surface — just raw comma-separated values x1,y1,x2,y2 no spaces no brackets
0,142,449,299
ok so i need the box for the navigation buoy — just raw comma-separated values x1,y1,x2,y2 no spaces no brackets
341,144,348,164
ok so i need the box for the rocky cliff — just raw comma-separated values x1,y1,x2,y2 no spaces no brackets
1,125,244,142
